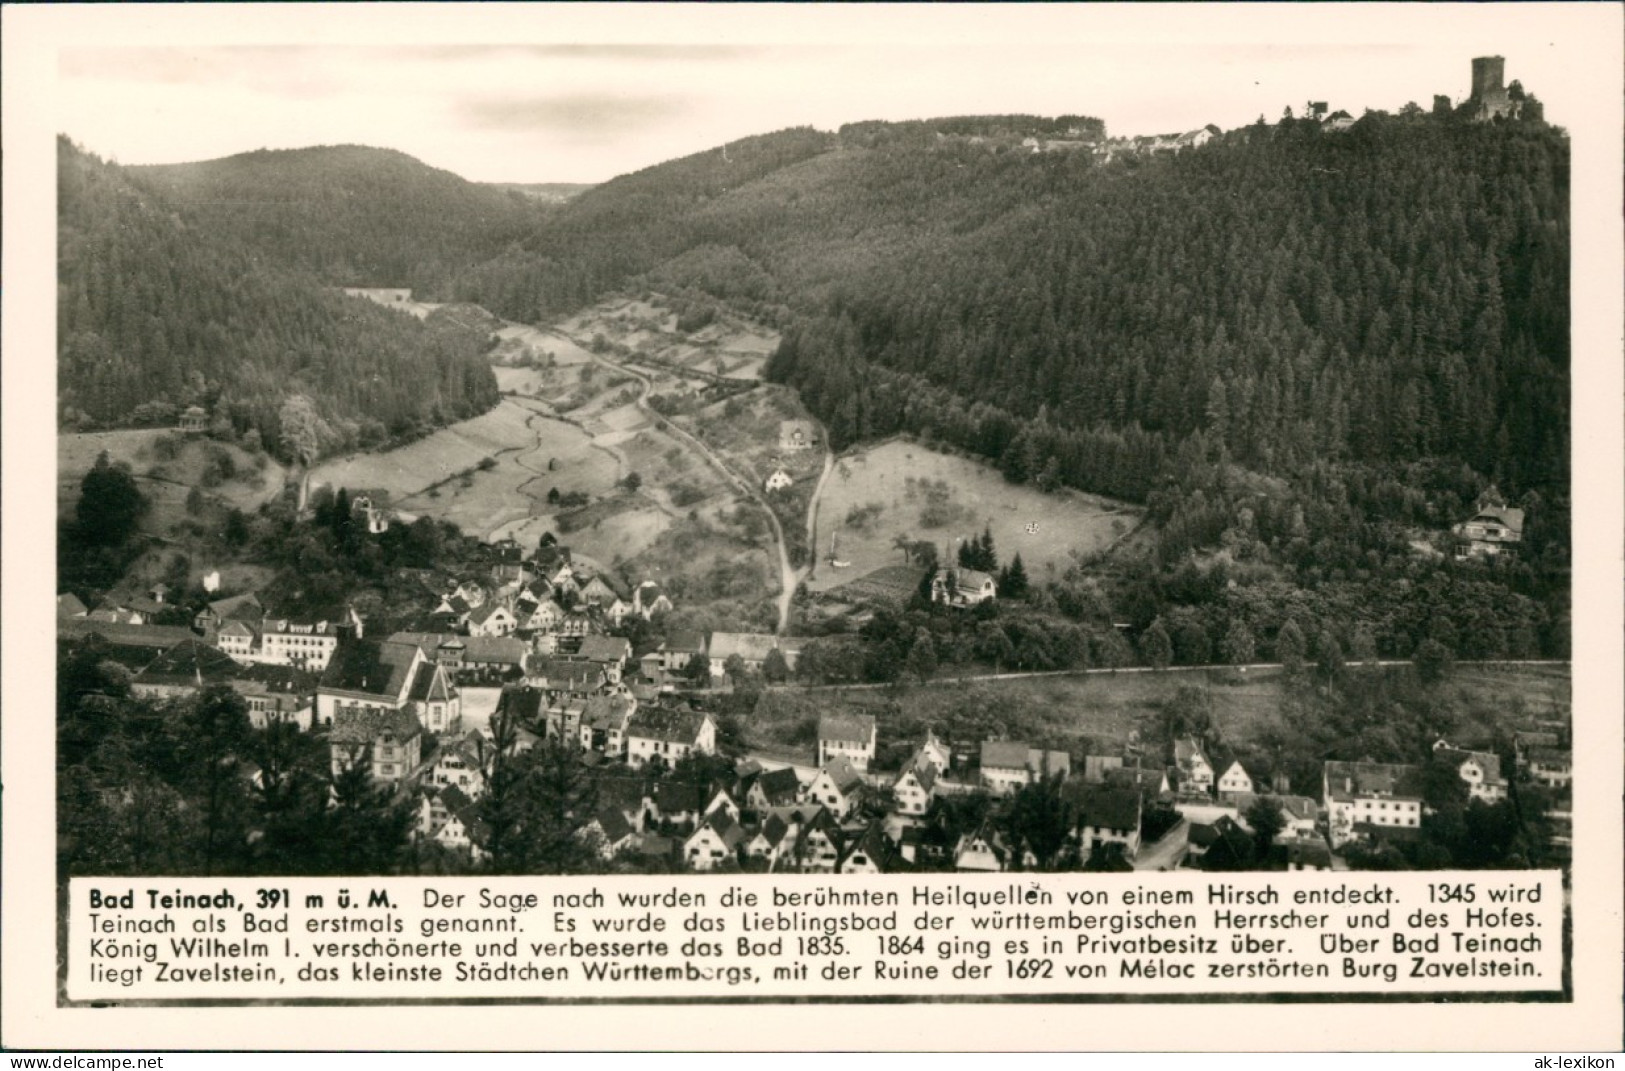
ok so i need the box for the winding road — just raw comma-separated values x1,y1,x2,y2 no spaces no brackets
553,327,816,635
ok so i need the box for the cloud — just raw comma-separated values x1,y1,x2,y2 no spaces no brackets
458,92,695,140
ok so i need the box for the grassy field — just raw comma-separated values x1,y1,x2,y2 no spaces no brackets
311,398,620,541
558,295,779,383
59,429,287,532
808,439,1141,594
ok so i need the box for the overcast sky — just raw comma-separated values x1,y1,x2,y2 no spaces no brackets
53,7,1589,184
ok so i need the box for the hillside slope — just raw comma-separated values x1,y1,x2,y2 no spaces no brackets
58,138,500,457
131,144,547,296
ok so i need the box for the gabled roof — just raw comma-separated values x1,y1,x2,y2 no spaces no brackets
661,630,707,656
389,632,528,666
582,693,636,731
496,684,547,724
1072,785,1141,832
981,740,1032,771
754,767,802,806
1324,761,1426,802
134,639,242,687
320,638,421,699
330,705,422,746
1433,748,1505,785
1174,737,1209,765
691,810,745,850
408,662,454,704
842,821,900,872
57,593,89,618
59,620,198,649
1525,746,1571,767
819,757,866,793
206,592,265,623
627,707,709,745
1104,765,1167,794
591,807,634,844
652,780,709,814
757,813,793,848
467,601,512,626
1219,760,1252,782
597,776,651,811
530,657,604,689
576,635,632,663
1467,506,1525,534
818,713,875,743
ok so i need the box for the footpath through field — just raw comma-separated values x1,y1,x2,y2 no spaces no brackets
554,325,811,635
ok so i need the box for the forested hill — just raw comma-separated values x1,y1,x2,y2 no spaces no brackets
58,138,500,456
131,144,548,297
454,111,1567,509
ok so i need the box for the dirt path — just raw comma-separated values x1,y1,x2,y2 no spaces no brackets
557,327,803,634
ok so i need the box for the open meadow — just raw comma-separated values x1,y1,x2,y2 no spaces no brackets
807,439,1142,594
59,429,287,532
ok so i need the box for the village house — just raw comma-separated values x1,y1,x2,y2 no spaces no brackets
1174,737,1215,795
130,639,242,699
467,601,518,638
1104,764,1172,797
804,757,868,820
220,607,364,672
527,658,607,705
427,731,488,798
954,821,1010,873
1322,760,1425,848
577,574,619,607
764,467,793,493
979,741,1070,795
231,663,317,731
631,580,673,620
787,809,845,874
707,632,803,679
657,630,709,673
1216,760,1254,800
684,812,746,871
744,813,796,866
892,760,940,817
1451,504,1525,559
1228,792,1321,839
930,567,997,608
579,808,637,859
329,706,423,787
1072,785,1143,863
1525,746,1572,789
839,821,904,874
817,713,877,770
746,766,803,812
569,634,633,683
1432,742,1508,803
57,592,90,619
625,707,717,769
597,776,653,833
316,637,459,733
647,781,710,833
350,493,392,535
604,597,633,627
580,693,637,756
390,633,530,680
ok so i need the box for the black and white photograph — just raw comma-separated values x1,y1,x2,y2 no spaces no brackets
4,1,1620,1054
